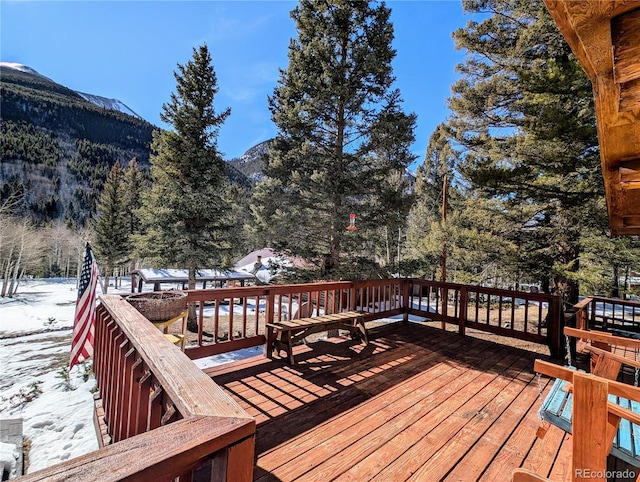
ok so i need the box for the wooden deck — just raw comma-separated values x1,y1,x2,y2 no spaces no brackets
204,322,574,482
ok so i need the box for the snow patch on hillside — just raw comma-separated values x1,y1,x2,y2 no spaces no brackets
0,62,52,81
1,62,142,120
76,92,141,119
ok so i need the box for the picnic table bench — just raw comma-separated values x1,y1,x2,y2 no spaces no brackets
266,310,368,364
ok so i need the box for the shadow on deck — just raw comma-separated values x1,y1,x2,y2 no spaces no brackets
204,322,574,482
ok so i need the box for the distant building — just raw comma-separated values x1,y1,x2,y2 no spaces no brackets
234,248,305,284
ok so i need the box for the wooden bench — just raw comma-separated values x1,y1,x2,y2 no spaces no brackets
540,373,640,467
537,327,640,469
266,311,368,364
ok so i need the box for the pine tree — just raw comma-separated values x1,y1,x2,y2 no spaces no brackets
93,161,129,293
253,0,416,279
122,158,145,292
406,124,458,279
136,45,234,291
445,0,603,302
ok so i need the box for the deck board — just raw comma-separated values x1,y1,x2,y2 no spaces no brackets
205,322,570,482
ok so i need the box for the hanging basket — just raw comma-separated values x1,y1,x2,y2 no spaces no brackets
125,291,187,322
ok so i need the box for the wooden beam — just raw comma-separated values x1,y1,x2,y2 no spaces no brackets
543,1,640,236
620,159,640,183
620,78,640,111
612,8,640,84
512,469,551,482
571,373,608,481
543,0,598,81
564,326,640,350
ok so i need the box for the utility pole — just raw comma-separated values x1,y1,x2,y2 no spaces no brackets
441,174,447,282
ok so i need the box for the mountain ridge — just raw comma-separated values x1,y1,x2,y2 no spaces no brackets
1,62,141,119
0,62,255,225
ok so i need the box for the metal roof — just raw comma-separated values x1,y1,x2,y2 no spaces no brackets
133,268,256,284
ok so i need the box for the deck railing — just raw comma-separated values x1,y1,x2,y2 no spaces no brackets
407,279,563,358
19,295,255,482
178,278,562,361
19,278,564,481
181,278,408,360
571,296,640,335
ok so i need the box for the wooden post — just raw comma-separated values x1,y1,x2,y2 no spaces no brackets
441,287,448,330
572,372,608,482
548,295,563,360
263,290,275,358
350,282,357,312
402,279,410,323
458,286,468,337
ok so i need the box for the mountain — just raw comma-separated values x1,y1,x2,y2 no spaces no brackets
0,63,251,225
75,92,141,119
1,62,156,225
227,140,272,181
1,62,142,119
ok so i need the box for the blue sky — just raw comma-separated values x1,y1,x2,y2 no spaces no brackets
1,1,469,163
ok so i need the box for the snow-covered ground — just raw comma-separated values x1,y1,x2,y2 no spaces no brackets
0,278,258,477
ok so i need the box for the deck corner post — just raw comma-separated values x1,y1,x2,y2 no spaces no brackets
223,434,255,482
264,324,274,359
547,295,564,360
265,289,275,325
458,286,468,337
349,281,357,312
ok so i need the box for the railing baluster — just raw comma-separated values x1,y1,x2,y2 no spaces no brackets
214,298,220,343
486,293,490,325
229,296,235,340
241,296,248,338
198,300,204,346
148,382,163,430
538,302,543,336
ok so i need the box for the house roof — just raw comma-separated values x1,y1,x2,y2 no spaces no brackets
543,1,640,235
133,268,256,284
234,248,307,271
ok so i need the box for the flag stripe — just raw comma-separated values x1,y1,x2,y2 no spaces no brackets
70,244,99,370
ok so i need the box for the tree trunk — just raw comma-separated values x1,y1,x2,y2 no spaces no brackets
130,259,136,293
1,260,12,297
611,264,620,298
541,275,550,295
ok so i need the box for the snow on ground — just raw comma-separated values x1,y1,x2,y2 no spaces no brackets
0,278,257,475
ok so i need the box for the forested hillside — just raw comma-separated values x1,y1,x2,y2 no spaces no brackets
1,65,156,225
0,65,252,225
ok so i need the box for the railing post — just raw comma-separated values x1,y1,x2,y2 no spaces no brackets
441,287,448,330
264,289,275,358
458,286,468,337
547,295,563,360
402,279,410,323
350,281,358,311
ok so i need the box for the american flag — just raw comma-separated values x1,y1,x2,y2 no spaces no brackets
70,243,100,370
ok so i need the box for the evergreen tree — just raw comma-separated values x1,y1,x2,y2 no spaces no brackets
136,45,234,293
122,158,146,292
446,0,603,302
406,124,459,279
93,161,129,293
253,0,416,279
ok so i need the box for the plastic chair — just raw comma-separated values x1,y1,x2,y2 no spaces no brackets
152,310,188,351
